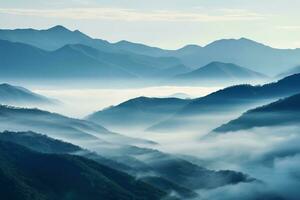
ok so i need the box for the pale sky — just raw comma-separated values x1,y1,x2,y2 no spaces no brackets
0,0,299,49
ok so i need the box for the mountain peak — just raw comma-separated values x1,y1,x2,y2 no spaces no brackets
205,37,266,48
47,25,70,32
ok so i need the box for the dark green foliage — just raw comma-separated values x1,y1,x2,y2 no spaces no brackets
0,141,166,200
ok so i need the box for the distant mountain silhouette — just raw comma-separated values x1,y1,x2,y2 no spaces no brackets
166,38,300,75
213,93,300,133
0,39,187,79
0,140,166,200
1,26,300,76
0,25,107,51
173,61,267,83
0,83,56,105
98,37,300,75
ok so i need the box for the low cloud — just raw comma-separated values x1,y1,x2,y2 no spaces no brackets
0,7,268,22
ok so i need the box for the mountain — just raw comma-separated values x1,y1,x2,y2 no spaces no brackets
0,83,56,105
0,131,82,154
0,130,253,198
113,40,167,57
0,25,109,51
0,140,167,200
87,74,300,134
213,93,300,133
172,61,267,84
148,73,300,132
0,39,186,80
105,37,300,76
0,39,137,79
0,131,197,198
87,97,192,131
2,26,300,76
167,38,300,75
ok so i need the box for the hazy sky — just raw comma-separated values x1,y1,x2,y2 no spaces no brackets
0,0,299,49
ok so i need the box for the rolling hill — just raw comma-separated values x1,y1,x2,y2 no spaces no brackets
87,97,192,131
148,73,300,132
0,105,148,147
0,83,56,105
213,93,300,133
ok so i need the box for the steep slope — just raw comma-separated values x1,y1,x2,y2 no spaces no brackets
213,93,300,133
174,62,267,81
87,97,191,131
0,83,55,105
148,73,300,132
0,140,166,200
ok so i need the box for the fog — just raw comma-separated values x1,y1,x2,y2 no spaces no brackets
32,85,219,118
155,125,300,200
2,81,300,199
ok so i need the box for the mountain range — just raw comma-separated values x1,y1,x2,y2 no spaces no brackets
0,140,167,200
148,73,300,132
0,25,300,80
0,105,148,147
0,131,195,198
88,73,300,134
0,129,253,198
87,97,192,131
